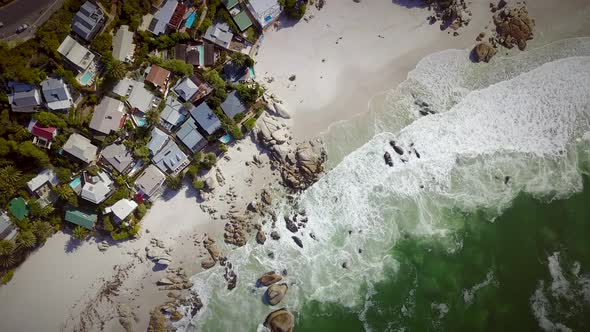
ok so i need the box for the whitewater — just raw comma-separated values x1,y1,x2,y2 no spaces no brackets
177,38,590,331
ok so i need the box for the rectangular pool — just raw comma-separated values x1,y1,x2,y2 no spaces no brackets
79,71,93,85
69,177,82,189
185,12,196,28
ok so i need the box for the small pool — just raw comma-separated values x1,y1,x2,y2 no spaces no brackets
79,71,93,85
220,134,232,144
185,12,196,28
197,45,204,66
69,177,82,189
248,66,256,78
133,114,147,127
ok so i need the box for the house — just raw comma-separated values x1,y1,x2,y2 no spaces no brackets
101,143,134,174
174,76,212,104
8,197,28,221
63,133,98,163
222,61,249,83
185,48,199,66
27,120,58,149
203,42,215,67
203,22,233,49
174,43,187,61
232,10,253,32
81,171,114,204
71,0,105,42
105,198,137,222
113,25,135,62
27,169,59,206
7,82,42,113
222,0,239,10
41,77,74,111
89,96,126,135
147,0,179,36
176,118,206,153
112,79,159,114
145,64,171,93
189,102,221,136
135,165,166,201
57,36,98,86
152,140,189,175
159,96,187,131
148,127,169,156
245,0,281,29
64,207,97,230
168,3,187,30
220,91,247,119
0,212,17,240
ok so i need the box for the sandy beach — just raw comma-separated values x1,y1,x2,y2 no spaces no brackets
1,0,590,331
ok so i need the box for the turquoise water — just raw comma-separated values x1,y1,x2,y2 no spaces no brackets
69,177,81,189
219,133,231,143
134,115,147,127
197,45,204,66
186,12,196,28
79,72,92,85
248,67,255,79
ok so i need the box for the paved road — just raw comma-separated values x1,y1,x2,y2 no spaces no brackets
0,0,65,41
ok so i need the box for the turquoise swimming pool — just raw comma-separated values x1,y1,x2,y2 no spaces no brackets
69,177,81,189
248,67,256,78
185,12,196,28
79,72,93,85
220,134,232,144
135,117,147,127
197,45,204,66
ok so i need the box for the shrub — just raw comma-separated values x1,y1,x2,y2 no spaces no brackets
191,179,204,190
201,153,217,169
219,143,228,153
229,125,243,140
244,117,257,131
102,216,114,232
136,203,147,219
111,230,129,241
166,174,183,191
56,167,72,184
233,112,245,122
1,270,14,285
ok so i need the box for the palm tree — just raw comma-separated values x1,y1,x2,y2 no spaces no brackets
72,226,88,240
0,166,24,202
0,240,15,268
106,59,127,80
54,184,74,201
31,221,53,243
145,108,161,126
15,231,36,251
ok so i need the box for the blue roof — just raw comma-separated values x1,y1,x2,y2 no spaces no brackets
220,91,247,119
189,102,221,136
148,0,179,35
152,140,188,174
148,127,169,156
176,119,206,153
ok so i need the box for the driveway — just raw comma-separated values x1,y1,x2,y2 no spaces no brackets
0,0,65,41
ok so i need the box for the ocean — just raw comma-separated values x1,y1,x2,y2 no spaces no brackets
179,37,590,331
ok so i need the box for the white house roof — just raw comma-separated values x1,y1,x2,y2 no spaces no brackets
27,169,59,193
57,36,95,72
63,133,98,163
147,127,169,156
152,140,188,174
41,78,73,111
113,79,157,113
81,171,113,204
203,22,233,48
247,0,281,27
135,164,166,198
174,77,199,102
112,25,135,62
108,198,138,221
89,96,126,135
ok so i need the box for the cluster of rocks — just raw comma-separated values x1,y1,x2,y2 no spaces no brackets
152,289,203,328
425,0,471,33
223,187,276,247
256,272,295,331
156,273,193,291
472,2,535,63
414,97,436,117
145,238,173,266
200,237,222,269
383,140,422,167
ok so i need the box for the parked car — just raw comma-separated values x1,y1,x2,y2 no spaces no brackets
16,24,29,33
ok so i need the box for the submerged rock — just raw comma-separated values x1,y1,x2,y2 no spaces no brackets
256,230,267,245
264,309,295,332
292,236,303,248
389,141,404,155
265,283,288,305
270,231,281,240
384,152,393,167
258,271,283,286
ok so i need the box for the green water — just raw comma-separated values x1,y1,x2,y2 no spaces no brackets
297,177,590,331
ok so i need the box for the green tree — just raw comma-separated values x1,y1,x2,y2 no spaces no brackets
201,153,217,170
133,145,150,162
166,174,183,191
33,112,68,128
105,55,127,80
31,221,53,243
145,108,161,126
72,226,89,240
0,166,24,204
243,117,257,131
0,240,15,268
191,179,204,190
160,59,193,77
231,52,254,67
91,33,113,55
56,168,72,184
102,216,114,232
17,141,50,166
15,231,37,251
279,0,306,19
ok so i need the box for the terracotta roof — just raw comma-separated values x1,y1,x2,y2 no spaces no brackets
146,64,171,88
31,122,57,141
169,3,186,29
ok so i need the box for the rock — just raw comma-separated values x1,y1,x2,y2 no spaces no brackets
292,236,303,248
204,176,217,190
472,42,496,63
389,141,404,155
258,271,283,286
215,167,226,186
205,243,221,261
273,102,291,119
170,311,183,321
264,309,295,332
493,5,535,51
157,257,172,266
270,231,281,240
288,74,296,81
384,152,393,167
157,278,175,286
201,257,216,269
256,230,267,245
261,190,272,205
271,129,289,144
272,145,290,162
285,217,298,233
97,241,109,251
265,283,288,305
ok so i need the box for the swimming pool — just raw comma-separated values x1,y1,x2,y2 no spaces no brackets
197,45,204,66
248,67,256,78
185,12,196,28
220,133,232,144
69,177,82,189
79,71,93,85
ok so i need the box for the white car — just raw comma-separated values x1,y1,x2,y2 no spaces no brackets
16,24,29,33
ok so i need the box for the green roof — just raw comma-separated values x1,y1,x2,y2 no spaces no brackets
65,208,97,230
8,197,28,221
222,0,239,9
233,11,253,31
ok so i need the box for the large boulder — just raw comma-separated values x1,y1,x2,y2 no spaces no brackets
265,283,288,305
258,271,283,286
201,257,216,269
255,113,283,146
256,230,267,245
273,102,291,119
264,309,295,332
472,42,496,63
493,6,535,50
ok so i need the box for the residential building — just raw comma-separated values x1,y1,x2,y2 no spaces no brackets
174,76,212,103
189,102,221,136
186,48,199,66
176,118,206,153
147,0,179,36
145,64,171,93
71,0,105,42
7,82,42,112
203,22,233,49
245,0,281,29
220,90,248,119
101,143,134,174
27,120,58,149
160,95,187,131
175,43,187,61
57,36,98,86
41,77,74,111
105,198,137,222
0,212,17,240
222,0,239,10
64,207,97,230
63,133,98,163
148,127,169,156
112,79,159,114
152,140,189,175
89,96,126,135
27,169,59,206
168,3,186,30
135,164,166,201
8,197,28,221
203,42,215,67
81,171,114,204
232,10,253,32
113,25,135,62
222,61,250,83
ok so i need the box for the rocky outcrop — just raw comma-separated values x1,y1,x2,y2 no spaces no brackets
493,5,535,50
424,0,471,31
145,239,173,266
264,309,295,332
292,236,303,248
256,230,267,244
472,42,496,63
157,275,193,290
270,231,281,240
265,283,288,305
384,152,393,167
201,257,216,269
258,271,283,286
